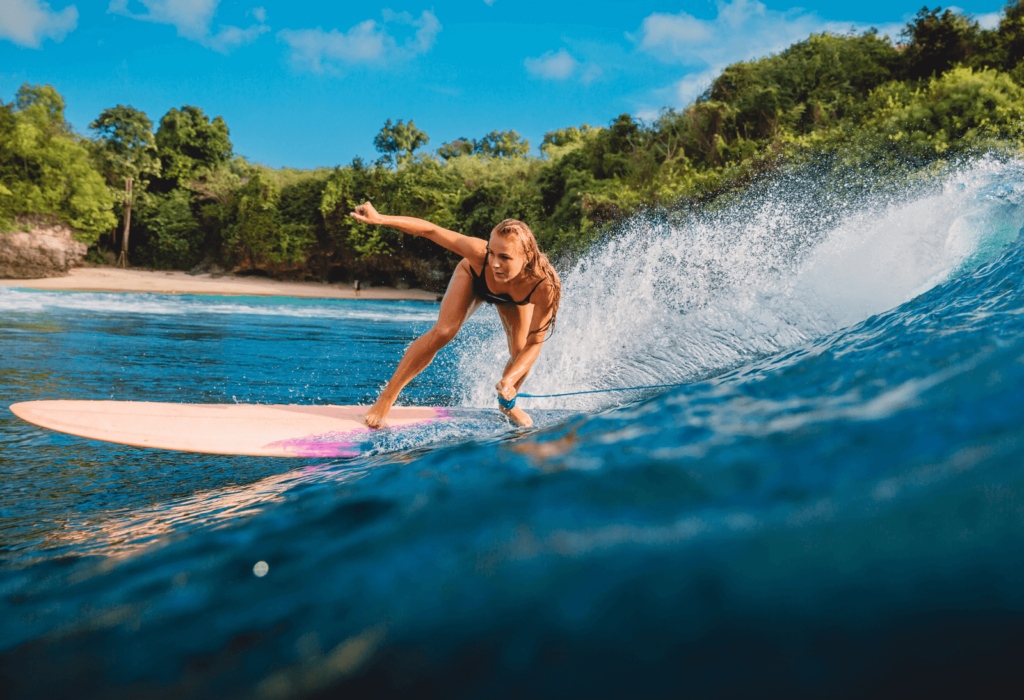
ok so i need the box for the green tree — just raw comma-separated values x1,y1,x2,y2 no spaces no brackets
437,137,474,161
0,84,115,241
134,190,201,269
154,106,232,189
14,84,66,124
320,166,397,258
225,170,316,269
865,65,1024,154
373,119,429,168
901,7,983,80
992,1,1024,75
91,105,160,266
705,32,901,144
475,130,530,158
439,130,530,160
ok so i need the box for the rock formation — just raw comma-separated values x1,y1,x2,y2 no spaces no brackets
0,221,88,278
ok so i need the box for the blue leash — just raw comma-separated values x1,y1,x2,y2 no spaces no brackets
498,382,687,410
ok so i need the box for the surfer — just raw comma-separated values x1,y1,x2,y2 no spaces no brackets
349,202,561,429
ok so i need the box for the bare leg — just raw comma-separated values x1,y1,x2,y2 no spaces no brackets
365,262,480,428
496,304,535,428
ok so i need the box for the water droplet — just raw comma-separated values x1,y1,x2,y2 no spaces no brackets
253,560,269,577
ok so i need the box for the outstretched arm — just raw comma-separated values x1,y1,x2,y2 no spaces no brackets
350,202,486,263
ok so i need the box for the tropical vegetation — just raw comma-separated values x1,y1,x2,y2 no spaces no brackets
5,4,1024,289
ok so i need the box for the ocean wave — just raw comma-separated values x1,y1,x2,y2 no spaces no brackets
456,156,1024,411
0,288,439,323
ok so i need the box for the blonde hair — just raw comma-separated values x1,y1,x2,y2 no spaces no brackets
490,219,561,336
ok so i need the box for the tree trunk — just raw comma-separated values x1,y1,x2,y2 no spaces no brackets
117,177,133,268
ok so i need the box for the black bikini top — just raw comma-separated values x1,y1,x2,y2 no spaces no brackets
470,251,547,306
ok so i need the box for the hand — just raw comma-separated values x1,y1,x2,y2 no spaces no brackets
495,380,516,401
495,379,531,427
350,201,386,225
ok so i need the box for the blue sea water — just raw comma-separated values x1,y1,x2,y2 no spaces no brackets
2,157,1024,696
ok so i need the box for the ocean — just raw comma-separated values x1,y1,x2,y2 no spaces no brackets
2,156,1024,696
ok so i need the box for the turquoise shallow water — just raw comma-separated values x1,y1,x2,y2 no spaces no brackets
3,158,1024,696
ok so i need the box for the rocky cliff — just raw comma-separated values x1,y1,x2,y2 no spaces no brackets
0,222,88,278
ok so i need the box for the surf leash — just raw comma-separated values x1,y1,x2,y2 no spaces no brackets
498,382,688,409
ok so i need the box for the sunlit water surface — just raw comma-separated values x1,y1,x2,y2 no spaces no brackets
3,157,1024,697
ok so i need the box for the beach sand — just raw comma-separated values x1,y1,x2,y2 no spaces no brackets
0,266,441,301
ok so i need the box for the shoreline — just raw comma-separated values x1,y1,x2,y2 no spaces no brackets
0,266,442,301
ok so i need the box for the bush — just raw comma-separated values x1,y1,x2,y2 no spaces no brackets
0,84,116,242
134,190,202,269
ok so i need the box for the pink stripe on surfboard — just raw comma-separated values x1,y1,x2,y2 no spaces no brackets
264,408,451,458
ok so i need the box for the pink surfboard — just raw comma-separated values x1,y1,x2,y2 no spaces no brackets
9,401,450,458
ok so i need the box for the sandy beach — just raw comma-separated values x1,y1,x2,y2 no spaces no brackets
0,266,441,301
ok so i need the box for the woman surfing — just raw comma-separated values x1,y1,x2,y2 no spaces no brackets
349,202,561,429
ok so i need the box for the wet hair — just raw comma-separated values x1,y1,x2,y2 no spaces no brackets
490,219,561,336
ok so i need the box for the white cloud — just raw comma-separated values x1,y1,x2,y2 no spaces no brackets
669,68,720,104
525,49,579,80
634,108,661,122
278,10,441,73
525,48,605,84
207,21,267,52
580,64,603,84
638,12,714,54
975,12,1001,30
484,0,496,5
633,0,905,105
0,0,78,48
107,0,269,53
280,20,386,67
381,9,439,55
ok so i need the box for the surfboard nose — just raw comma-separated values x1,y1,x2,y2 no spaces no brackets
10,401,42,423
8,400,452,457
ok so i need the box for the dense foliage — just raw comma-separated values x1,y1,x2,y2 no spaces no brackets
0,85,115,241
6,4,1024,286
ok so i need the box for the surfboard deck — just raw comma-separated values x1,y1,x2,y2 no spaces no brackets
9,401,451,458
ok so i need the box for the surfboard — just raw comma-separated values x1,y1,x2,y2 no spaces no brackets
9,401,451,458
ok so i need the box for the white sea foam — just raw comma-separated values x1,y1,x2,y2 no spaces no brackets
455,157,1024,411
0,289,438,324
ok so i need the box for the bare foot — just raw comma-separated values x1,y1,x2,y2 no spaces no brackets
500,405,534,428
364,399,393,429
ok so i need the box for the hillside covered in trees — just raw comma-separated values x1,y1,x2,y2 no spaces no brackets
5,5,1024,289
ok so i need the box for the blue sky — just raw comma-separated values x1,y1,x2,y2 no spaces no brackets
0,0,1008,169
